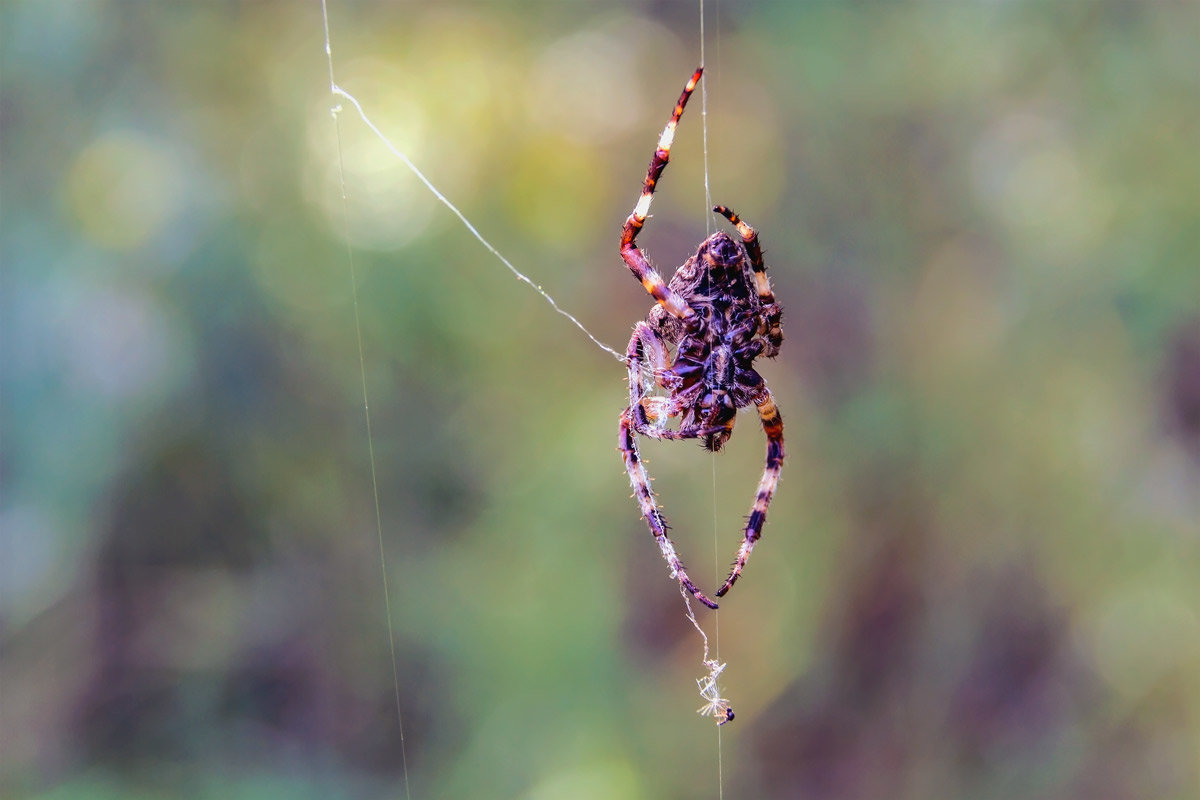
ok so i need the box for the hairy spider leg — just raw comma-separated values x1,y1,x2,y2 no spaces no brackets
619,408,720,609
716,389,785,597
626,322,725,441
626,321,681,432
629,320,676,390
619,68,704,321
714,205,783,356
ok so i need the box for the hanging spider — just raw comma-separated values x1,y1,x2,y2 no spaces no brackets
618,67,784,610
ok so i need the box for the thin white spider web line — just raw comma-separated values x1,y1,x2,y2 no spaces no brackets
327,86,627,367
321,2,412,798
700,4,727,796
701,1,714,238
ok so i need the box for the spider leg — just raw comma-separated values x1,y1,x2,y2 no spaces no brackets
626,323,724,441
619,408,719,609
716,388,785,598
713,205,783,356
619,69,703,321
625,322,678,435
627,322,676,389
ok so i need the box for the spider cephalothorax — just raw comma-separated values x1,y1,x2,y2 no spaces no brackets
618,68,784,610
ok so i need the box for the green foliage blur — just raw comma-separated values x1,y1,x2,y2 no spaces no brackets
4,1,1199,798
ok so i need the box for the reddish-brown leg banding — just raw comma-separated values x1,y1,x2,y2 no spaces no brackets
619,69,704,321
716,389,784,597
619,408,719,609
714,205,783,355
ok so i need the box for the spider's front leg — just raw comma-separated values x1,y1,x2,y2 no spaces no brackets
716,388,785,598
619,69,703,321
618,407,719,610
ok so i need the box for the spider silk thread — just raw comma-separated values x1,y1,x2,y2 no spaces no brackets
321,3,413,798
700,2,727,798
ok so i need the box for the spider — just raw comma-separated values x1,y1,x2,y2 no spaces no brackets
618,67,784,610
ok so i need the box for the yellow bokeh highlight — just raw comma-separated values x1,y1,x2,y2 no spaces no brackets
306,58,441,252
65,132,182,251
523,760,642,800
508,135,610,250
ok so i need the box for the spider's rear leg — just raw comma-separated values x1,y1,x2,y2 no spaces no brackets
625,321,680,432
716,388,785,598
618,408,719,609
627,322,724,441
714,205,783,355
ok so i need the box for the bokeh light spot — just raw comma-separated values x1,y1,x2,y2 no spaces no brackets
307,59,437,252
1087,583,1199,701
61,283,180,401
509,135,608,249
524,760,642,800
530,30,649,145
65,132,183,251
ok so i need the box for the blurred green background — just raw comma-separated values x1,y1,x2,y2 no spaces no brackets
4,1,1199,798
